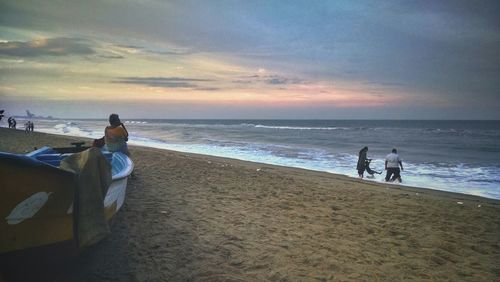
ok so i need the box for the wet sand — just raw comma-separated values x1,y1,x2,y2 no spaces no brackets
1,128,499,281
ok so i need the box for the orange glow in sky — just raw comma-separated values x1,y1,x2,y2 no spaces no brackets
1,0,498,119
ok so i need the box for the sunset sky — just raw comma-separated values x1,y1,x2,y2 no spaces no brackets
1,0,499,119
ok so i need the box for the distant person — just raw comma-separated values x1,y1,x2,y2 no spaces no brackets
8,117,13,128
385,148,403,182
25,121,34,132
104,113,130,155
30,121,34,132
11,118,16,129
357,146,368,178
0,110,4,122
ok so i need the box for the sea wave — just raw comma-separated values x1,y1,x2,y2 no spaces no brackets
30,119,500,199
420,128,500,138
124,120,148,124
254,124,349,130
36,122,103,139
52,123,96,137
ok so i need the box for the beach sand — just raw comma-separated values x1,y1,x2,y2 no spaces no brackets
1,128,499,281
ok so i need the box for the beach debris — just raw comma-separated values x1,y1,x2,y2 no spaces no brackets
160,211,168,214
256,168,261,172
415,193,419,196
477,204,481,208
457,201,463,205
207,161,212,164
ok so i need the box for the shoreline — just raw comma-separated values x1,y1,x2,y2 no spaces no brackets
2,127,498,202
8,118,500,200
1,127,499,280
136,144,500,204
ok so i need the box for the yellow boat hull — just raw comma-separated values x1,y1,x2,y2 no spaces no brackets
0,147,133,256
0,158,76,254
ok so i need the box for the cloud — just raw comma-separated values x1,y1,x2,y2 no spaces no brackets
267,77,289,85
265,76,304,85
113,76,216,90
99,54,124,59
1,0,498,118
233,74,306,85
151,50,193,56
0,37,95,57
362,81,407,88
111,44,193,56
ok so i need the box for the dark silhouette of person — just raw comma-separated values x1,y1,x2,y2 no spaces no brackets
357,146,368,178
385,148,404,182
364,159,382,177
104,114,130,155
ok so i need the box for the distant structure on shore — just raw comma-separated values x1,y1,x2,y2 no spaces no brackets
16,110,55,120
26,110,35,119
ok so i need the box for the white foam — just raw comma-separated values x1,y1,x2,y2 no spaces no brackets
31,120,500,200
254,124,348,130
125,121,148,124
37,122,103,139
128,137,499,199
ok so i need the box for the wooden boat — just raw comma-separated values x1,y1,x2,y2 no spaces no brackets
0,143,134,255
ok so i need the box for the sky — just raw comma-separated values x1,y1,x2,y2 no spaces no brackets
0,0,499,119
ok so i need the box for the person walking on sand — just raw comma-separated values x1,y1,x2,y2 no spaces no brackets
357,146,369,178
385,148,403,182
104,113,130,156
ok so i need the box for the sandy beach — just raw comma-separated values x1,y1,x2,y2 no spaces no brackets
0,127,499,281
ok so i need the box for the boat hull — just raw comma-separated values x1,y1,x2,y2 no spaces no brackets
0,148,133,255
0,154,76,254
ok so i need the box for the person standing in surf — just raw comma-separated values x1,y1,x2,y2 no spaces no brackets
357,146,369,178
385,148,403,182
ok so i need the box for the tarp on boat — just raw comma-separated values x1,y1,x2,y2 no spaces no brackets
60,147,112,248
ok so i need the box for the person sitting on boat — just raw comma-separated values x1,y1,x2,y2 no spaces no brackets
104,113,130,155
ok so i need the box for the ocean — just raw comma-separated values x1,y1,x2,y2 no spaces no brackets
21,119,500,200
